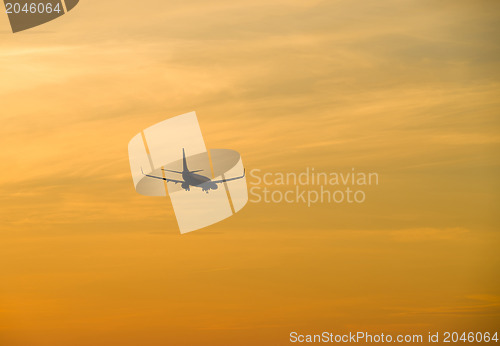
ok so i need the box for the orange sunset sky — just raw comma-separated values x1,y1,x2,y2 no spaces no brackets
0,0,499,345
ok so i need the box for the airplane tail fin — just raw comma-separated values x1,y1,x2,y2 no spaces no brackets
182,148,188,172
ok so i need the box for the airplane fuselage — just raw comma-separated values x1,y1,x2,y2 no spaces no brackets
182,172,218,191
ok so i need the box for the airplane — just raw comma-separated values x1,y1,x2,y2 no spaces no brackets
142,148,245,193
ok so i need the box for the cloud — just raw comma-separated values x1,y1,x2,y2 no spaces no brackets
394,298,500,317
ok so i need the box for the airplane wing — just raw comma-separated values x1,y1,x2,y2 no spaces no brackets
211,169,246,184
141,168,184,184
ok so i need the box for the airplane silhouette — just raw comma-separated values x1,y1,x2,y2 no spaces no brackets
142,148,245,193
